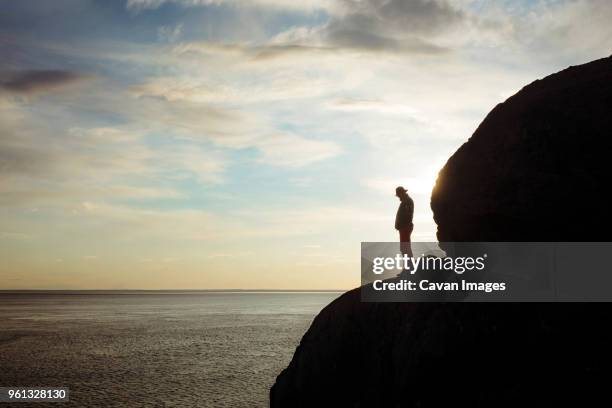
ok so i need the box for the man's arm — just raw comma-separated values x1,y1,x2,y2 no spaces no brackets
407,197,414,225
395,205,401,230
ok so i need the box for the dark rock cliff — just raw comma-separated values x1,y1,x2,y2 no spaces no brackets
432,56,612,242
270,56,612,407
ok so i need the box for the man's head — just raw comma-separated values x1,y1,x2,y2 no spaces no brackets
395,186,408,200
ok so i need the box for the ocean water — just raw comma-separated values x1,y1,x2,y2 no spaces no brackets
0,291,341,407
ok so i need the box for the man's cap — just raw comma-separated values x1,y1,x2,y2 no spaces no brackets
395,186,407,195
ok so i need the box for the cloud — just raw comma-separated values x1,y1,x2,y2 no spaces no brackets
255,133,341,167
334,0,464,34
123,0,612,62
327,98,418,115
0,70,88,94
158,23,184,43
129,0,460,56
319,0,463,53
131,69,333,103
125,0,336,13
0,96,226,208
505,0,612,65
129,77,342,166
0,143,56,177
172,40,335,64
324,29,447,54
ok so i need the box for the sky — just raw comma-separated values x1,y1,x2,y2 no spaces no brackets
1,0,611,289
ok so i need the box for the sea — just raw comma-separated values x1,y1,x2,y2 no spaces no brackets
0,291,341,407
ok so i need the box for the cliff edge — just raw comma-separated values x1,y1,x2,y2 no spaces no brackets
271,56,612,407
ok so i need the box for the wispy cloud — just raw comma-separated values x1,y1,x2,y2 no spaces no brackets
255,133,341,167
0,70,89,94
126,0,336,13
321,0,463,53
157,23,184,43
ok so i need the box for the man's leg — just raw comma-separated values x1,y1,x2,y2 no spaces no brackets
399,224,413,258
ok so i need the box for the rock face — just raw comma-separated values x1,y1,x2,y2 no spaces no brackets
270,56,612,407
432,56,612,242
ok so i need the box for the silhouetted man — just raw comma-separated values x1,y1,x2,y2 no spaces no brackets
395,186,414,258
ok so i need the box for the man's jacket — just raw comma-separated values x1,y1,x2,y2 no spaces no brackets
395,197,414,230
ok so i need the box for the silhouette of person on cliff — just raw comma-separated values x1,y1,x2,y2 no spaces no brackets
395,186,414,258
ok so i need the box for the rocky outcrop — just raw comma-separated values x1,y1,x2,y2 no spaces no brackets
271,56,612,407
432,56,612,242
